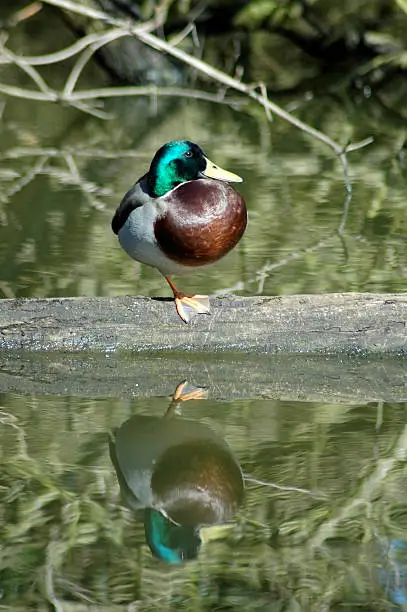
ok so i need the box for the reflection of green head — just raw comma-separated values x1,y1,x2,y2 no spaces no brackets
144,508,201,563
110,409,245,564
144,440,244,563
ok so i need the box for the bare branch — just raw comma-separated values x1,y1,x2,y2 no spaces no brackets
0,83,57,101
1,0,370,166
0,44,53,95
38,0,124,25
33,0,350,156
0,30,131,66
7,2,43,26
344,137,375,153
0,82,244,108
68,85,244,105
63,30,131,96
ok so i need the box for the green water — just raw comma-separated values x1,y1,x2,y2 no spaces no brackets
0,89,406,301
1,384,407,609
1,97,407,301
1,8,407,611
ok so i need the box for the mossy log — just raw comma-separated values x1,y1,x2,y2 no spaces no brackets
0,293,406,354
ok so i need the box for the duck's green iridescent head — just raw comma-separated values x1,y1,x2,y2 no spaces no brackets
147,139,242,198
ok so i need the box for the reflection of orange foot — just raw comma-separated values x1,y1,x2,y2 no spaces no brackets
173,380,208,402
165,381,208,417
165,276,210,324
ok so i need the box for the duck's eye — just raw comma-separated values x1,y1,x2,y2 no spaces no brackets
184,150,193,158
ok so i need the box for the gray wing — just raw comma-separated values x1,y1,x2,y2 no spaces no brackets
111,174,151,235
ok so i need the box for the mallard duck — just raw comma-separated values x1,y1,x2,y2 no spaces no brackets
112,140,247,323
109,382,244,562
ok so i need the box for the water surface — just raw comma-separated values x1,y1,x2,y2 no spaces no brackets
1,383,407,609
1,11,407,611
1,88,406,300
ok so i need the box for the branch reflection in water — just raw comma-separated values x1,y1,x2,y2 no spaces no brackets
109,381,244,563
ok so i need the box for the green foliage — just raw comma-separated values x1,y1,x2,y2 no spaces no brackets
395,0,407,14
234,0,299,29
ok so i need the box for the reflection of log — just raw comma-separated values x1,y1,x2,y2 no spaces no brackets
0,294,406,354
0,350,406,403
0,294,406,402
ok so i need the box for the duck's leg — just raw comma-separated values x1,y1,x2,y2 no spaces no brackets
164,276,210,324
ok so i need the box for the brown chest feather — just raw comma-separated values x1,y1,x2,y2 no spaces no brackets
154,179,247,266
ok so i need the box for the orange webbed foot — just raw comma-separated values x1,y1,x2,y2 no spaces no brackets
165,275,210,324
174,294,210,324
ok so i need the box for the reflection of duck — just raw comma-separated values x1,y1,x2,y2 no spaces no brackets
111,140,247,323
109,383,244,562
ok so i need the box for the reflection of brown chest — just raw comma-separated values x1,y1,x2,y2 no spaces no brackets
154,179,247,266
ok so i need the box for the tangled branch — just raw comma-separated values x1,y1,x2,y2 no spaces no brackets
0,0,373,159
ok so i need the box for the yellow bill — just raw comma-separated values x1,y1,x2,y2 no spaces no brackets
200,524,235,544
202,156,243,182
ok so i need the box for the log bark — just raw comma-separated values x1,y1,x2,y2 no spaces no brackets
0,294,406,355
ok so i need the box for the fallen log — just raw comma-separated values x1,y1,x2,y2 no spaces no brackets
0,294,406,354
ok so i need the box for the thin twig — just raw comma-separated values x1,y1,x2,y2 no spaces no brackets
38,0,129,25
0,29,133,66
68,85,244,104
40,0,169,32
169,22,198,48
0,83,57,101
63,29,131,96
344,137,375,153
0,45,53,95
244,475,326,499
0,82,244,107
6,2,43,27
68,99,113,120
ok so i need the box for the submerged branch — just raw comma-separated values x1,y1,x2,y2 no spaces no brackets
310,425,407,548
